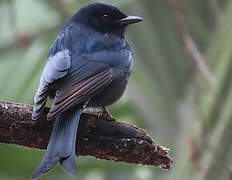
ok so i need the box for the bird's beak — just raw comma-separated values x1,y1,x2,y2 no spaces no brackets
116,16,143,25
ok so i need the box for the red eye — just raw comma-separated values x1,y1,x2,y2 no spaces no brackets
102,14,110,21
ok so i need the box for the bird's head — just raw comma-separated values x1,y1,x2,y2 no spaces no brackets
71,3,143,37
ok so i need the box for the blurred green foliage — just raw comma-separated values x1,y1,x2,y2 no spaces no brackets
0,0,231,180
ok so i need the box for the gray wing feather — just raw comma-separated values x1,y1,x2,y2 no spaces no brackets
32,49,71,120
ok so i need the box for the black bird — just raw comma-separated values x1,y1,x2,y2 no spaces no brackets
31,2,142,179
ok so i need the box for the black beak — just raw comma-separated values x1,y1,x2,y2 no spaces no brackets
116,16,143,25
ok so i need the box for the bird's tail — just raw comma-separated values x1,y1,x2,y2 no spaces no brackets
31,105,83,179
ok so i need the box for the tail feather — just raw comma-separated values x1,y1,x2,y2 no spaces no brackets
31,105,82,179
60,154,76,175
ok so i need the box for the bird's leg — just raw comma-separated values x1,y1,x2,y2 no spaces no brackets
83,99,90,109
97,107,116,122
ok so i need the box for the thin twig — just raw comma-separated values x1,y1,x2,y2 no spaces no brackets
169,0,217,85
7,0,18,38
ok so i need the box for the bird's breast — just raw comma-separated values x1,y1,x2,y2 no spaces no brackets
89,48,133,72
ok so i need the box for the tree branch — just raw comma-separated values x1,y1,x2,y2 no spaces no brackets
0,100,173,169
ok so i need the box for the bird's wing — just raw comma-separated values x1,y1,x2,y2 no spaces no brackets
33,25,115,120
47,68,113,120
33,51,114,121
32,27,74,120
32,48,71,120
33,49,114,119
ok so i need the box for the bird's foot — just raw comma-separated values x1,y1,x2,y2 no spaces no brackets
97,108,116,122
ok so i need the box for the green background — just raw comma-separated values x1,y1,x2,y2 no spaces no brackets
0,0,231,179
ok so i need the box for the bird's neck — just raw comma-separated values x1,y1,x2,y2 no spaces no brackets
85,30,128,53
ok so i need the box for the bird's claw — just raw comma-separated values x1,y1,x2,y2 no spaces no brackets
97,111,116,122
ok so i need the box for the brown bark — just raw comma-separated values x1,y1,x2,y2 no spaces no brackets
0,100,173,169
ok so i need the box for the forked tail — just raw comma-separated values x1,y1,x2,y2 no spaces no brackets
31,105,83,179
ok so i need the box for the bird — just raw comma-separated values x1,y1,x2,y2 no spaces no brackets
31,2,142,179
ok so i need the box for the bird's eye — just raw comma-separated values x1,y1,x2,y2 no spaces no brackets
102,14,110,21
